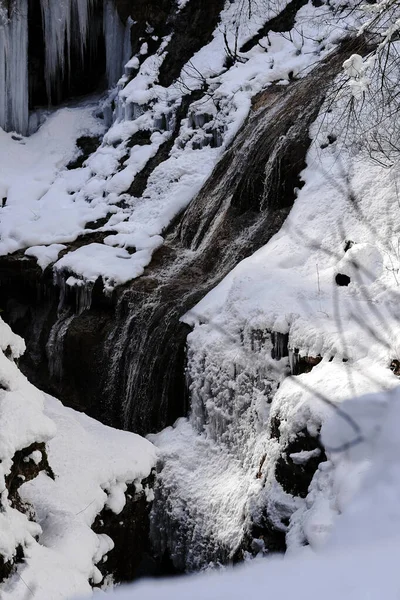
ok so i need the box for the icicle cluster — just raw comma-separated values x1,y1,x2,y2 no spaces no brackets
40,0,95,102
0,0,29,135
0,0,132,135
103,0,132,87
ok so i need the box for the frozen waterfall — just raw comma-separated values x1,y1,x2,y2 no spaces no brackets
40,0,95,102
103,0,133,87
0,1,29,135
0,0,132,135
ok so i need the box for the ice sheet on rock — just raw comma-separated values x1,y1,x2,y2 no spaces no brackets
103,0,133,87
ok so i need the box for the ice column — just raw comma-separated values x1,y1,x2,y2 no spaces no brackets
40,0,94,102
0,0,29,134
0,0,132,135
103,0,132,87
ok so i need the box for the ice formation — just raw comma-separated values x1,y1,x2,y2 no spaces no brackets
148,37,400,569
0,0,29,135
0,0,131,134
103,0,133,87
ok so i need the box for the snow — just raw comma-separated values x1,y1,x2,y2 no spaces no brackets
0,393,157,599
0,102,106,255
0,317,55,573
80,542,400,600
148,35,400,573
79,388,400,600
0,321,55,469
25,244,67,270
55,243,157,293
0,317,157,599
24,450,43,465
0,0,358,294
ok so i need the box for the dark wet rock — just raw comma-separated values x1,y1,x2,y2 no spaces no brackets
275,428,327,498
92,471,168,583
248,515,287,555
270,415,282,440
6,442,54,512
344,239,355,252
335,273,351,286
271,332,289,361
320,132,338,149
126,129,152,148
290,350,323,375
240,0,311,53
158,0,225,88
67,136,103,170
390,359,400,376
0,546,24,585
116,0,224,87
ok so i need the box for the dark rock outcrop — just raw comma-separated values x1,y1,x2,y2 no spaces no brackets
92,471,172,582
0,442,52,584
275,428,327,498
5,442,54,512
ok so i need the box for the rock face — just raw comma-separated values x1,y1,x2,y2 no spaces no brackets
92,472,176,581
5,442,54,511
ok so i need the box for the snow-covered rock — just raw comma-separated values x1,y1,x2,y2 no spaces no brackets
0,317,157,598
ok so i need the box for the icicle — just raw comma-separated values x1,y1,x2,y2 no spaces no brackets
46,312,75,381
103,0,132,88
288,348,299,375
66,276,94,315
54,270,94,315
154,112,173,132
271,331,289,361
0,0,29,134
126,102,144,121
40,0,95,102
